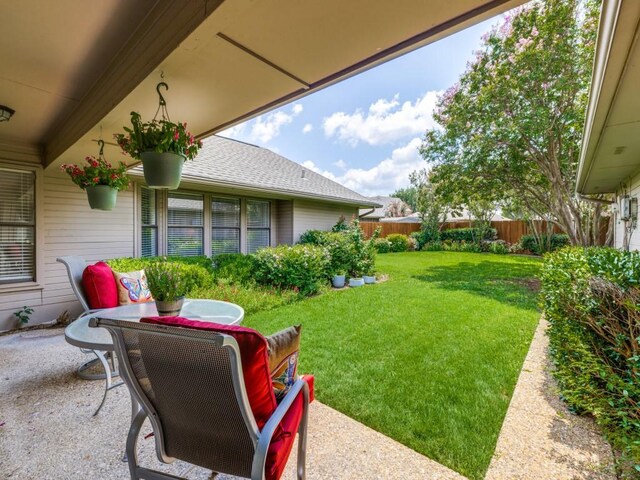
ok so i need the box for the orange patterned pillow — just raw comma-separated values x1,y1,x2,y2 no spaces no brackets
113,269,153,305
266,325,301,401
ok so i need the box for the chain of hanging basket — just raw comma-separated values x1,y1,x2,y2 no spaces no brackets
153,82,171,122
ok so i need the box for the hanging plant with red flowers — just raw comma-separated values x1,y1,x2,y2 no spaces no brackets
61,154,129,191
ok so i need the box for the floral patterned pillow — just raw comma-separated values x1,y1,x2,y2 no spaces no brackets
266,325,301,401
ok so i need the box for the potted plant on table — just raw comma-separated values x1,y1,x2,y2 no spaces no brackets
114,83,202,189
145,262,188,316
61,144,129,211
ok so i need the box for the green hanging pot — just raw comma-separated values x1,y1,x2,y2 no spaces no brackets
140,151,185,189
86,185,118,211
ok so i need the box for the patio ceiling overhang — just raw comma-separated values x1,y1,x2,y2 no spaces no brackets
0,0,527,169
576,0,640,195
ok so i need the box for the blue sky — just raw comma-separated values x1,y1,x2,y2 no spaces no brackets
221,16,501,197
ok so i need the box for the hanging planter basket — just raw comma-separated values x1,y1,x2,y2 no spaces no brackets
115,81,202,190
140,151,185,189
86,185,118,211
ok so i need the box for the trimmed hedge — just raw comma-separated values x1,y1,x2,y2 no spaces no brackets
386,233,409,252
541,247,640,470
520,233,570,255
212,253,256,285
107,256,213,293
253,244,329,296
440,227,497,243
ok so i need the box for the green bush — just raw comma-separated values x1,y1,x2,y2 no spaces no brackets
440,227,497,243
324,232,352,275
519,233,570,255
253,244,330,296
190,282,298,315
298,229,330,245
374,238,392,253
423,241,444,251
441,240,482,253
107,256,214,294
345,219,378,277
212,253,256,285
541,247,640,469
386,233,409,252
488,240,510,255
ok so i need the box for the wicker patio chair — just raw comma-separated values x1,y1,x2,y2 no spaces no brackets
91,317,311,480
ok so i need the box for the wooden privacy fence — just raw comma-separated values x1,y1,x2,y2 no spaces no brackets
361,219,609,245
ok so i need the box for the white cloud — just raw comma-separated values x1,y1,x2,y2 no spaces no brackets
220,104,303,143
303,137,424,196
302,123,313,134
333,159,347,170
322,91,440,146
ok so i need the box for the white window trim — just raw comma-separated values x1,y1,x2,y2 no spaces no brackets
134,185,274,257
0,162,44,292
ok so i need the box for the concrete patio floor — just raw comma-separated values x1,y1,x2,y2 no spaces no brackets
0,328,463,480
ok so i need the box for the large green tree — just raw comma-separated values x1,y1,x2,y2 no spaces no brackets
418,0,608,245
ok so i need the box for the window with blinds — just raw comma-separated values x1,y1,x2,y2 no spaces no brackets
167,192,203,256
140,187,157,257
246,200,270,253
211,197,240,256
0,169,35,283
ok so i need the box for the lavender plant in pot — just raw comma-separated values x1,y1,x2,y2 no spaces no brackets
145,262,188,316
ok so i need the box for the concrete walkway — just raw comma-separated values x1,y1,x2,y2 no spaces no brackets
485,319,616,480
0,329,462,480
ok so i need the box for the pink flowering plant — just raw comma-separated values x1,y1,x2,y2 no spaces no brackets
60,156,129,191
114,112,203,161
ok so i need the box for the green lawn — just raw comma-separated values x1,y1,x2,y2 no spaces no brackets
244,251,542,479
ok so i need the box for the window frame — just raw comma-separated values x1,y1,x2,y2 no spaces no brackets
139,186,158,258
211,196,241,256
166,191,205,257
246,198,271,253
0,163,43,293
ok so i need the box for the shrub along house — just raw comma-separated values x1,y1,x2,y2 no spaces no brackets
0,0,527,330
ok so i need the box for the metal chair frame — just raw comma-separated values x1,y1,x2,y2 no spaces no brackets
92,317,309,480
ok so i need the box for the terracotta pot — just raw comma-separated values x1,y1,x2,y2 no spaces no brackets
141,151,185,189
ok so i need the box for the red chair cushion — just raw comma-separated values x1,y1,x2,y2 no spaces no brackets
82,261,118,309
140,316,314,480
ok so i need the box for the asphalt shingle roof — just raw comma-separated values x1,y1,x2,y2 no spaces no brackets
134,136,379,207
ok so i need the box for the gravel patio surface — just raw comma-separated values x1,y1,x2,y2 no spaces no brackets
485,318,616,480
0,328,462,480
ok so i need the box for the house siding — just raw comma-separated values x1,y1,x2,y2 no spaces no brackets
614,171,640,251
0,169,134,331
276,200,293,245
292,200,358,243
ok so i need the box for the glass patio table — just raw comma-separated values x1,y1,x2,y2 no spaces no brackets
65,299,244,416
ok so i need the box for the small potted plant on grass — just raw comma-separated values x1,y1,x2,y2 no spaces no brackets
348,259,365,288
61,144,129,211
363,265,376,284
332,270,346,288
115,83,202,189
145,262,187,316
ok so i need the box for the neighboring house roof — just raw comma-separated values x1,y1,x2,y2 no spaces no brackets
131,136,379,207
359,196,405,219
380,213,422,223
444,209,507,222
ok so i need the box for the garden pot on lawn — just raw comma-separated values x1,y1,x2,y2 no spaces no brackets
363,275,376,284
86,185,118,211
155,297,184,316
332,275,346,288
349,278,365,288
141,151,185,189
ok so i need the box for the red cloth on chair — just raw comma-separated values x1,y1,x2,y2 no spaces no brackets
140,316,314,480
82,261,118,309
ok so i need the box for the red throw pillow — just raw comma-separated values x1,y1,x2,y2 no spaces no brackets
82,261,118,309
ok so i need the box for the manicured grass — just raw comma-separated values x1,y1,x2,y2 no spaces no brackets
243,252,542,479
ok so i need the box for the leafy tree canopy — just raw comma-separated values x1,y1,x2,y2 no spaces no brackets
418,0,608,245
